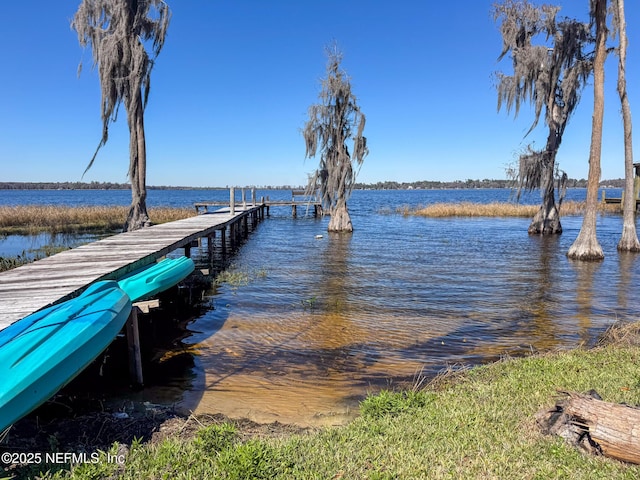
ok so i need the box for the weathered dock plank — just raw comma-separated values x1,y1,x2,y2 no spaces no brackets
0,206,261,329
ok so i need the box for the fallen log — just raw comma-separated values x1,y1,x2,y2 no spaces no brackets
536,390,640,464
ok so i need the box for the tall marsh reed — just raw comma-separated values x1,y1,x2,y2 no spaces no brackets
404,200,620,217
0,205,194,234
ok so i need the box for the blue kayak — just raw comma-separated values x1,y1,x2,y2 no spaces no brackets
117,256,195,302
0,281,131,432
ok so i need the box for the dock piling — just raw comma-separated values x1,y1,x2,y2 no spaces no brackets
126,307,144,387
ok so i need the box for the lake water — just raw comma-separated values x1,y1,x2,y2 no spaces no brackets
1,188,638,426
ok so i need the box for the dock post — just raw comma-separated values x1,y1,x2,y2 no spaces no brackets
221,226,227,252
208,234,215,258
242,188,247,208
252,188,257,206
230,187,236,215
292,204,297,217
634,164,639,210
126,306,144,387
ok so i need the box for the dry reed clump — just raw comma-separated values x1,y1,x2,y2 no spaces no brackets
596,321,640,347
407,200,619,218
0,205,194,234
147,207,195,224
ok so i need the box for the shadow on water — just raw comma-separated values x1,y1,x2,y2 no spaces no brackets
3,226,252,439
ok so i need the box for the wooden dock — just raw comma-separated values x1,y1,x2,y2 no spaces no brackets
0,205,263,330
194,188,323,217
602,162,640,211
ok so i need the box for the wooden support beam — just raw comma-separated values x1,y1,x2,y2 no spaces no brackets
207,234,215,258
133,299,160,314
125,306,144,387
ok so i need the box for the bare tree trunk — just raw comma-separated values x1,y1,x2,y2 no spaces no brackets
328,200,353,232
124,96,150,232
615,0,640,252
568,0,606,261
529,154,562,234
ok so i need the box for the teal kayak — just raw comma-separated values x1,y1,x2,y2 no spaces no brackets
0,281,131,432
117,256,195,302
0,280,117,350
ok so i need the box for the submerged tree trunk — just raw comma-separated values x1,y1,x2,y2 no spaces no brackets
529,152,562,234
328,200,353,232
615,0,640,252
568,0,606,261
124,97,150,232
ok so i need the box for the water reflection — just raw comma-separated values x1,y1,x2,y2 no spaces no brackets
569,259,601,345
527,235,562,348
617,252,639,314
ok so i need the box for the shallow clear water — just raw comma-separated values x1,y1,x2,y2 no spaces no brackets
1,188,638,426
174,201,639,425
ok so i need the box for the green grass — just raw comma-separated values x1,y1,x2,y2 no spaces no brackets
36,341,640,479
214,266,268,289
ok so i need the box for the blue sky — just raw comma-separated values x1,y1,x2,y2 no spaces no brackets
1,1,638,188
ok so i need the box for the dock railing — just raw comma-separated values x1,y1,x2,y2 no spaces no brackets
194,188,323,217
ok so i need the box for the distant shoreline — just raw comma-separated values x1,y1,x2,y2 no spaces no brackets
0,178,627,191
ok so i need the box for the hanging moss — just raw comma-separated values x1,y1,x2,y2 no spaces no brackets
303,43,368,232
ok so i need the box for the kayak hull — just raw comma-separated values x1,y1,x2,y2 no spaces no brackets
117,256,195,302
0,281,131,432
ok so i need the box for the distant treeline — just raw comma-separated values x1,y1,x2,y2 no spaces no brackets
0,181,131,190
0,181,216,191
354,178,624,190
356,178,627,190
0,181,298,191
0,178,626,191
